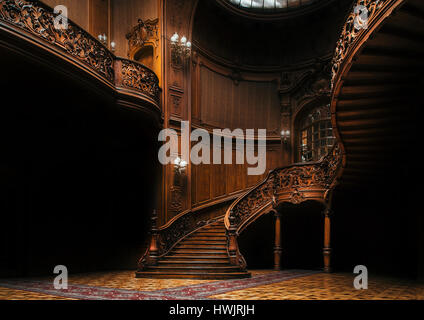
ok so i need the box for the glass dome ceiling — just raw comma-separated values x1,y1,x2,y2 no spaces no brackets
227,0,317,11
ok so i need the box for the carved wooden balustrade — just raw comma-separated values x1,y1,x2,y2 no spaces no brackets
331,0,404,89
224,143,343,271
0,0,161,109
138,209,226,269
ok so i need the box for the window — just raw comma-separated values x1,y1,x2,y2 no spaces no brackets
227,0,316,11
299,104,335,162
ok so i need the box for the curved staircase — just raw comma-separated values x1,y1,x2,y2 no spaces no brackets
136,220,250,279
137,0,420,279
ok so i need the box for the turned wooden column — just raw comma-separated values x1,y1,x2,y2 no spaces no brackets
323,207,333,273
274,210,282,270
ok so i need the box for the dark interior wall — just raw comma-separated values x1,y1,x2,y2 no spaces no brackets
0,46,159,277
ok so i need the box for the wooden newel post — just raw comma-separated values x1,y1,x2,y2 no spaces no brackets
228,213,238,266
149,210,159,266
274,210,282,270
323,208,333,273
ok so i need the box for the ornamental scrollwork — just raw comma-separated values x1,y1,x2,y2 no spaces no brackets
126,18,159,59
227,143,342,230
331,0,392,88
120,59,160,103
0,0,114,82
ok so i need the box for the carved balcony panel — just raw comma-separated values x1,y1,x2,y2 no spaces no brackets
115,58,161,106
0,0,161,115
0,0,114,82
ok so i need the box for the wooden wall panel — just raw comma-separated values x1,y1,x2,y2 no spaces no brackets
111,0,158,58
89,0,109,40
199,66,280,135
41,0,90,31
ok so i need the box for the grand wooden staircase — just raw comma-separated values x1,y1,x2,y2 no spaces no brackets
136,0,421,279
137,220,250,279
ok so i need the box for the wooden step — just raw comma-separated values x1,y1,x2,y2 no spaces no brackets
171,249,228,255
186,236,226,241
164,255,228,260
158,260,230,267
135,271,251,280
193,231,226,236
176,245,227,250
180,240,226,245
145,265,243,273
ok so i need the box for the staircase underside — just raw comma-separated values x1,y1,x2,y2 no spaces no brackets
136,220,251,279
335,0,423,188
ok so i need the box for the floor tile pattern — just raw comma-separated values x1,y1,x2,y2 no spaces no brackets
0,270,423,300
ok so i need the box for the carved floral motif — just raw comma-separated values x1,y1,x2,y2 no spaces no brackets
0,0,114,82
331,0,392,87
120,59,160,103
228,143,342,228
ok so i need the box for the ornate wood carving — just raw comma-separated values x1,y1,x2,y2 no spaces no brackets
0,0,114,82
331,0,398,88
0,0,162,110
126,18,159,60
223,143,342,271
120,58,160,103
225,143,342,231
138,212,224,270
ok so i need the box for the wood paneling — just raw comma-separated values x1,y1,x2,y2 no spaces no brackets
191,141,281,207
199,66,280,135
89,0,109,40
111,0,158,58
41,0,90,31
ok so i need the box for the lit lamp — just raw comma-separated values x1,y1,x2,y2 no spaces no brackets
98,33,107,45
170,32,191,66
110,41,116,52
173,157,187,174
173,157,187,187
281,130,291,143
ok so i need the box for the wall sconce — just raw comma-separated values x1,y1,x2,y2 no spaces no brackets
173,157,187,174
98,33,107,45
110,41,116,52
281,130,291,143
170,32,191,66
173,157,187,187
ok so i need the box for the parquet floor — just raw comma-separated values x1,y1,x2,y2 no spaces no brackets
0,270,423,300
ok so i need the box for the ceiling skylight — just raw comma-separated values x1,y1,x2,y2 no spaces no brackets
227,0,317,10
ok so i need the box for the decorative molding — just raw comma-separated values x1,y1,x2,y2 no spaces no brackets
126,18,159,59
0,0,162,111
225,142,343,232
0,0,114,82
331,0,398,88
120,58,161,103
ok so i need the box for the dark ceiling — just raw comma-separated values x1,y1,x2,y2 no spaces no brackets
193,0,354,69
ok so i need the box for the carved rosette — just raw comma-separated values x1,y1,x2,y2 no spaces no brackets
0,0,114,82
120,59,160,103
331,0,392,88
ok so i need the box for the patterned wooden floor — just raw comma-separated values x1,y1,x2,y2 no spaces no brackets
0,270,423,300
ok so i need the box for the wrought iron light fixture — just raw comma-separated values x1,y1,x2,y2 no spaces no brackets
170,32,191,66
